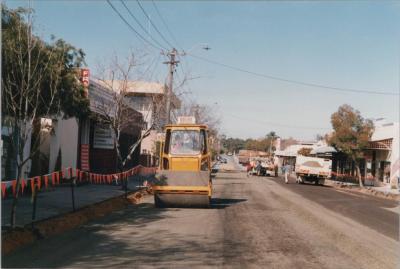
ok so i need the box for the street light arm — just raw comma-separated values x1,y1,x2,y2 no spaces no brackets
182,43,211,55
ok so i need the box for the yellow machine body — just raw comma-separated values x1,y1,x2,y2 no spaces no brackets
153,123,212,208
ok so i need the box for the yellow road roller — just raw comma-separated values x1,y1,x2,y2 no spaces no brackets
153,118,212,208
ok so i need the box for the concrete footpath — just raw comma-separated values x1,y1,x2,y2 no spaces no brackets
1,175,151,228
325,179,400,194
273,172,400,200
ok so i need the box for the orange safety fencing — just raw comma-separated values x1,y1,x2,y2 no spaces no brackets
1,165,157,199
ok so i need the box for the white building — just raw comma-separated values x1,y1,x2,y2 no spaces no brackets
45,79,145,175
274,140,327,166
365,119,399,187
93,80,181,166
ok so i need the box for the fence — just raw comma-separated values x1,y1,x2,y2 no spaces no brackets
1,165,156,199
1,165,157,227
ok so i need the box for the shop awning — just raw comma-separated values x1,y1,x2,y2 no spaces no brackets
310,146,337,155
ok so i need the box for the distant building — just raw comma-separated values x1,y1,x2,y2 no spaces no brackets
237,150,272,165
274,140,326,167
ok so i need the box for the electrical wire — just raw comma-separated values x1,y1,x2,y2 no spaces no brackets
177,59,326,131
151,0,182,50
188,53,399,96
148,54,162,82
226,113,330,130
120,0,168,51
106,0,164,51
136,0,176,49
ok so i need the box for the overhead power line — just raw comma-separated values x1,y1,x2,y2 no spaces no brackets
120,0,168,51
147,54,162,82
106,0,164,51
151,0,182,50
136,0,175,49
189,53,399,96
226,113,330,130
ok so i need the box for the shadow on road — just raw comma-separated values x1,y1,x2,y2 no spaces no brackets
210,198,247,209
2,202,164,267
3,196,241,268
214,174,245,181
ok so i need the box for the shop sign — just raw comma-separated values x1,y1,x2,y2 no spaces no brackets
81,68,90,88
93,125,114,149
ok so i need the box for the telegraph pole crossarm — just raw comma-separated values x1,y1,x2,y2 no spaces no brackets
162,44,210,124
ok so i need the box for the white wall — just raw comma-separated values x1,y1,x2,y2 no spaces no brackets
141,130,157,154
370,122,399,188
390,123,399,188
49,117,79,172
21,121,32,179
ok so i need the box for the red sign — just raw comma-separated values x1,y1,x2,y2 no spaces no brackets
81,68,90,88
81,144,90,171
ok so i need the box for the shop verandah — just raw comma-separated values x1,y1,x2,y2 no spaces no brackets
331,138,395,187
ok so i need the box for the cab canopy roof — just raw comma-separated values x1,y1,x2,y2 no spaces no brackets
164,123,208,129
164,116,208,129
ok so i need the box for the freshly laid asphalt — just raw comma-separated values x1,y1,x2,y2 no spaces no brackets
270,174,399,240
3,156,399,268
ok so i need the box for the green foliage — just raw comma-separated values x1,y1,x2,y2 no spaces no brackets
244,132,277,152
221,137,246,153
221,131,278,153
1,5,89,119
328,104,374,160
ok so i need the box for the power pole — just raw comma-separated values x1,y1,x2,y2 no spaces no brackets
162,45,210,124
194,104,200,123
163,48,180,124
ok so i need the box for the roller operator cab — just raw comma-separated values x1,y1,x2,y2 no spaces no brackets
153,119,212,208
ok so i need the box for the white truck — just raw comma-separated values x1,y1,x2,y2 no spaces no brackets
295,156,332,185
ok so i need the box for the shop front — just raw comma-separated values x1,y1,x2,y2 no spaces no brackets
331,121,399,188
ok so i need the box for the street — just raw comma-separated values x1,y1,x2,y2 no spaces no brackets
2,3,400,268
3,156,399,269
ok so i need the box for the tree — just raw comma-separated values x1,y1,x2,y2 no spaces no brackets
176,100,221,158
240,131,277,154
221,137,246,153
176,100,221,135
94,53,163,174
297,147,312,156
281,137,298,150
266,131,277,154
315,134,324,141
2,5,89,228
327,104,374,187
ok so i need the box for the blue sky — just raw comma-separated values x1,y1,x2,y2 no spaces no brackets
6,0,400,140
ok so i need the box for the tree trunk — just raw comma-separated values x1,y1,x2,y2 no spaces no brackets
355,163,364,188
10,165,22,228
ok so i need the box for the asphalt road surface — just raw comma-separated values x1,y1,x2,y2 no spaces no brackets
3,156,399,268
